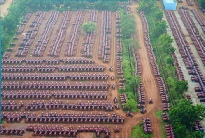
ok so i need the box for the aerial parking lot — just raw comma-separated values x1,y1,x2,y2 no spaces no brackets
1,0,205,138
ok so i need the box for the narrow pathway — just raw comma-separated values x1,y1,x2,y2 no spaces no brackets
109,12,118,102
110,12,117,68
120,3,162,138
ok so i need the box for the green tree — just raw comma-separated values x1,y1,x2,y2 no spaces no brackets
125,98,136,112
198,0,205,9
166,77,174,88
152,21,167,38
174,80,188,94
157,34,174,55
121,14,136,39
169,99,205,138
2,34,10,52
82,22,96,34
123,39,139,49
2,0,28,53
165,56,174,65
155,10,163,21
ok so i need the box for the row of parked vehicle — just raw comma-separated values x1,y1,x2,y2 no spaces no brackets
48,11,72,57
140,10,173,137
26,125,111,137
2,57,95,64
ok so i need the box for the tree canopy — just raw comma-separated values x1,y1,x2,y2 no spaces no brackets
82,22,96,34
157,34,174,55
169,99,205,138
119,9,139,112
2,0,28,53
26,0,126,11
125,98,137,112
198,0,205,9
174,80,188,94
152,20,167,39
120,14,136,39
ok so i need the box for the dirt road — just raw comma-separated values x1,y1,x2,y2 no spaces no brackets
120,2,162,138
0,0,13,17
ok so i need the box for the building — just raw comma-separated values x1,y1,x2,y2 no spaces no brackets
162,0,177,10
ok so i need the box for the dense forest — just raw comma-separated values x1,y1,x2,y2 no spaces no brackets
26,0,127,11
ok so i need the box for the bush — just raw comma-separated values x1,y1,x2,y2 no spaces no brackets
131,122,153,138
169,99,205,138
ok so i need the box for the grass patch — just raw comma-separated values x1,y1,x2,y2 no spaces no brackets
131,122,153,138
155,110,162,119
154,111,167,138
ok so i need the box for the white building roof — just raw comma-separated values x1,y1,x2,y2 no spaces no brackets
163,0,176,3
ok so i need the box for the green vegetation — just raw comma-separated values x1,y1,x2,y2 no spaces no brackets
2,0,129,54
131,122,153,138
169,99,205,138
198,0,205,9
119,11,140,112
155,111,167,138
173,80,188,95
2,0,28,53
121,14,136,39
82,22,96,34
26,0,127,11
138,0,188,105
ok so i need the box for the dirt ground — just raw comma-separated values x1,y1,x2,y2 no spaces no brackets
125,3,162,138
0,0,13,17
